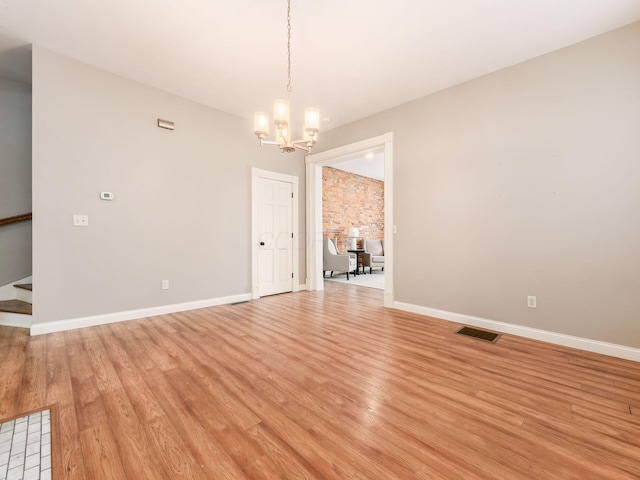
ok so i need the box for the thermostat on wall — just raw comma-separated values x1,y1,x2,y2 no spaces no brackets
100,192,114,200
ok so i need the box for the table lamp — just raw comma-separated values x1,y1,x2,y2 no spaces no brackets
347,227,360,250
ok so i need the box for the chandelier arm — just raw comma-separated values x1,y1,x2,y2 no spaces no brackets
292,137,315,146
260,140,283,147
292,144,311,153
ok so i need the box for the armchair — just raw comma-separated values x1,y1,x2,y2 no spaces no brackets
323,238,357,280
362,239,384,274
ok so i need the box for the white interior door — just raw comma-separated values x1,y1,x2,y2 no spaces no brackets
256,177,293,297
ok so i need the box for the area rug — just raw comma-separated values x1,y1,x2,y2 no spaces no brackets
324,271,385,290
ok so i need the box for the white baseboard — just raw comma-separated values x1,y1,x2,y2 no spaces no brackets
394,301,640,363
30,292,253,336
0,312,32,329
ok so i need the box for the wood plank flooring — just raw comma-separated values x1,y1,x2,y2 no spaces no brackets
1,282,640,479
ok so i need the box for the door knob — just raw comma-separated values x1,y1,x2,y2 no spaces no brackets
259,242,265,246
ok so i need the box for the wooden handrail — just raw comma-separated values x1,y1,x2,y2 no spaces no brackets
0,212,32,227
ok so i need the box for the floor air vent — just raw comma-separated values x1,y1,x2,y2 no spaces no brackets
455,326,501,343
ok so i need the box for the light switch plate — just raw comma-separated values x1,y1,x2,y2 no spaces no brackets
73,215,89,226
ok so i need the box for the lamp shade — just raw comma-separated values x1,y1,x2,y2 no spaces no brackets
254,112,269,137
304,107,320,133
273,99,290,127
347,227,359,238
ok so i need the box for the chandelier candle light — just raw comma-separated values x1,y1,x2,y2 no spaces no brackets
254,0,320,154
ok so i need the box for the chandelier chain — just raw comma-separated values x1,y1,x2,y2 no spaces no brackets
287,0,292,95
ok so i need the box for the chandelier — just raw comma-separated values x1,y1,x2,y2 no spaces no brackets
254,0,320,154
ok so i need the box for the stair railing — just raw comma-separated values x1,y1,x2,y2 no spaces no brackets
0,213,32,227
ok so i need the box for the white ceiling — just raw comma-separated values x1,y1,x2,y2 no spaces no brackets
1,0,640,133
330,150,385,181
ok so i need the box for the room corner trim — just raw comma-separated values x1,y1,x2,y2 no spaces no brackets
394,301,640,363
29,292,253,336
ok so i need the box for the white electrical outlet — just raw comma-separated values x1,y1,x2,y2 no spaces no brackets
527,296,537,308
73,215,89,226
161,280,169,290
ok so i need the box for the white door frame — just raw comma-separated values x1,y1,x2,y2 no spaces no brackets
305,132,394,308
251,168,300,300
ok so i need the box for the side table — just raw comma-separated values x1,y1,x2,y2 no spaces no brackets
347,249,366,275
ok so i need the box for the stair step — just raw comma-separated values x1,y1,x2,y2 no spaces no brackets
14,283,32,304
0,300,32,315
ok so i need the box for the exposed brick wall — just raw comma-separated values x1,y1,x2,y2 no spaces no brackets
323,166,384,252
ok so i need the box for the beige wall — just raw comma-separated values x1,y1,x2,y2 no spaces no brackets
316,22,640,348
0,76,32,286
32,47,306,324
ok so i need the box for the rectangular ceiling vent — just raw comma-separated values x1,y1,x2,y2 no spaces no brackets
455,326,501,343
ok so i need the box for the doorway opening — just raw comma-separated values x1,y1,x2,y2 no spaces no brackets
305,133,394,307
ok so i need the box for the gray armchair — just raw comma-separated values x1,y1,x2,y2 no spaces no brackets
362,239,384,274
323,238,357,280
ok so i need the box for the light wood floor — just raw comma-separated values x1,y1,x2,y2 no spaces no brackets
2,283,640,479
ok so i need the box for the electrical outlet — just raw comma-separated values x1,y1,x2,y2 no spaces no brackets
161,280,169,290
527,296,537,308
